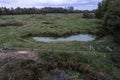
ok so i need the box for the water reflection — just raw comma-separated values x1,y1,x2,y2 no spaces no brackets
33,34,95,42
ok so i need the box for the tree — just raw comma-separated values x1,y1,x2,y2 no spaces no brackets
0,9,1,16
95,2,103,19
95,0,112,19
104,0,120,43
96,0,120,43
0,7,82,15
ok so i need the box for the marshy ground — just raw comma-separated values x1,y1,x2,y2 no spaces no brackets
0,13,120,80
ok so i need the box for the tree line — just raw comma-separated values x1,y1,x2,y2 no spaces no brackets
95,0,120,43
0,7,94,15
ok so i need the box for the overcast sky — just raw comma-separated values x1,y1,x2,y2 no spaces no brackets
0,0,102,10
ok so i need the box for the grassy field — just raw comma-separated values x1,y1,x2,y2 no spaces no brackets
0,14,120,80
0,14,101,37
0,13,101,48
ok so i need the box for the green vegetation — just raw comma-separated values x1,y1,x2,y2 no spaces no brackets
82,11,94,19
95,0,120,44
0,13,119,80
104,0,120,43
0,14,101,44
95,0,112,19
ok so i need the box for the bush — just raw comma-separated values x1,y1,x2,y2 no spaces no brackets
82,11,94,19
0,21,24,27
42,21,54,24
0,58,41,80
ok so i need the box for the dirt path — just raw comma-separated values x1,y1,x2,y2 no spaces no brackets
0,50,38,60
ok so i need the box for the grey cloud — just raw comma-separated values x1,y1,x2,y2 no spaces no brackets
0,0,102,10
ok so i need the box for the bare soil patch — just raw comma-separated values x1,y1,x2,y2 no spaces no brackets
0,50,37,60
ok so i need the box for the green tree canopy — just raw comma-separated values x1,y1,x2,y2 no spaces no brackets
95,0,112,19
96,0,120,43
104,0,120,43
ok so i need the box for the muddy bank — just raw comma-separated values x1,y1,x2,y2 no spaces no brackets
21,32,81,38
21,31,95,39
20,28,96,38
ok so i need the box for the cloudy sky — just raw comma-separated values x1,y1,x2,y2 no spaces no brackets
0,0,102,10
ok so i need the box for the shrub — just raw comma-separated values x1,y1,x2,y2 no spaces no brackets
0,58,41,80
42,21,54,24
82,11,94,19
0,21,24,27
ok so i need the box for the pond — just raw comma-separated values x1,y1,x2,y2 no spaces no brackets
33,34,95,42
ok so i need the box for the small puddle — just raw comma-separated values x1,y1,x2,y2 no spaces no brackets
33,34,95,42
17,51,30,54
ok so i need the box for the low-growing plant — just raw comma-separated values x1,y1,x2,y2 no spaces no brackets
82,11,94,19
0,21,24,27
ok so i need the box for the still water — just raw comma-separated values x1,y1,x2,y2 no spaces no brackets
33,34,95,42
